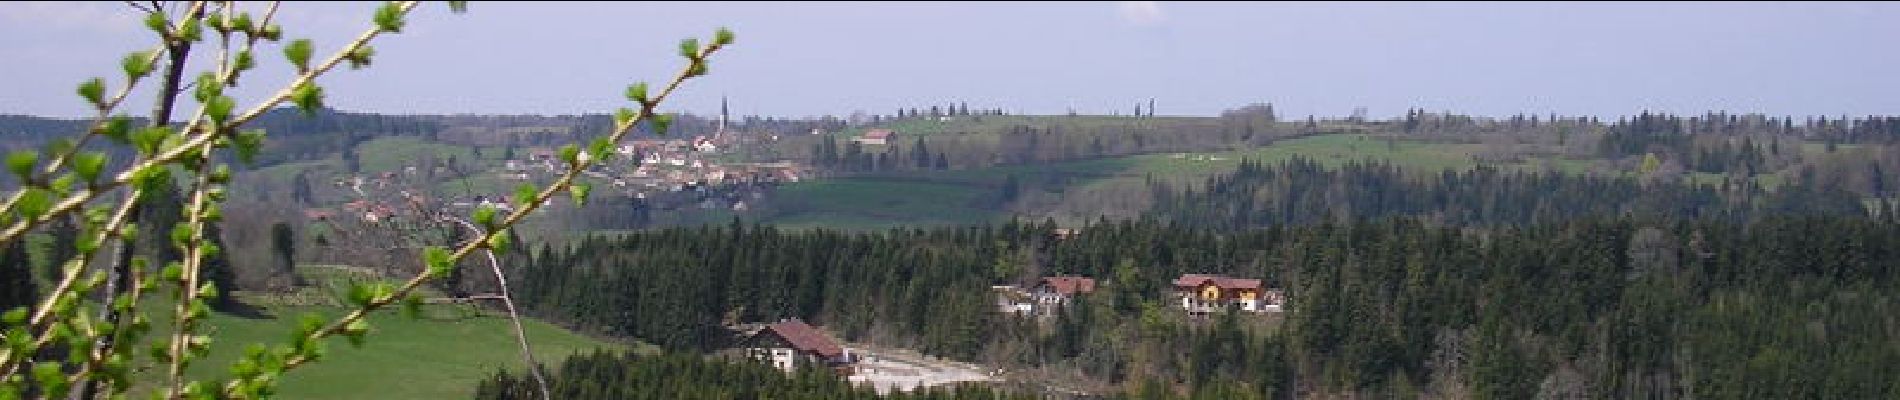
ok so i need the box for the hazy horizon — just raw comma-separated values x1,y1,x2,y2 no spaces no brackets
3,1,1898,121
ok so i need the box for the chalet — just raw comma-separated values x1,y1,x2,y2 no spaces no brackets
991,285,1035,315
1172,274,1282,313
1032,276,1096,306
852,129,895,145
740,318,855,373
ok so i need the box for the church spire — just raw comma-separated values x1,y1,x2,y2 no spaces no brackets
719,95,730,134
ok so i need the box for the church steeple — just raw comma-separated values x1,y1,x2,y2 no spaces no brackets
718,95,730,134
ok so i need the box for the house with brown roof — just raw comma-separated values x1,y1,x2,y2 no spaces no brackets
741,318,856,373
1032,276,1096,306
851,129,895,145
1172,273,1284,314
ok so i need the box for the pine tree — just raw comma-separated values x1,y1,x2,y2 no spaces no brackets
0,238,34,312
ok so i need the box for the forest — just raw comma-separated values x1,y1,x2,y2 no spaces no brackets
501,209,1899,398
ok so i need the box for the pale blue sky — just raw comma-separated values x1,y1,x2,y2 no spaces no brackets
2,1,1896,120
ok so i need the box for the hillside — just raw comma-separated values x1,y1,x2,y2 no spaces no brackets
130,266,635,399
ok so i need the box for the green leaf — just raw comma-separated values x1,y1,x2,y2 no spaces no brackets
33,362,70,398
345,283,374,308
613,108,637,130
206,14,227,33
284,39,313,72
231,13,255,33
171,223,194,248
624,82,649,103
260,24,283,41
292,83,325,115
448,1,469,13
73,152,106,183
714,27,735,47
422,246,453,278
234,130,266,165
295,313,325,339
487,230,511,254
346,46,375,69
569,183,592,206
15,188,50,219
207,95,235,123
1,308,26,325
122,51,155,79
233,50,255,72
652,113,674,136
513,183,537,208
6,150,36,180
558,144,580,165
343,319,370,348
98,116,133,144
144,12,168,34
49,174,77,196
77,78,106,107
374,2,406,33
132,126,170,155
472,205,497,229
678,37,700,59
197,282,220,301
589,137,614,162
194,72,222,102
210,164,231,184
160,262,184,282
178,17,202,42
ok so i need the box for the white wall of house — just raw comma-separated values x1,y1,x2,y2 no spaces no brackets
749,347,799,372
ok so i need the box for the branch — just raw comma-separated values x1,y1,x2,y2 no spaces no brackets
0,1,405,247
232,27,732,397
436,214,551,400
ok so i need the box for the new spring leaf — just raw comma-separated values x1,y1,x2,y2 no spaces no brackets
422,246,453,278
284,39,313,72
374,2,406,33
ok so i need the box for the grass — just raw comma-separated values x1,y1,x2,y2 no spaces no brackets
760,178,1001,230
129,265,635,399
353,136,482,173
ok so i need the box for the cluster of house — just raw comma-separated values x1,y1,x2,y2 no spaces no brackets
731,273,1287,381
498,134,804,211
993,273,1287,316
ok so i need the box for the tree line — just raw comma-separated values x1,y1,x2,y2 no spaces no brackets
492,209,1898,398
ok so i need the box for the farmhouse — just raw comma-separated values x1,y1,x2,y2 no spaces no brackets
1172,273,1284,314
852,129,895,145
1032,276,1096,306
740,318,856,373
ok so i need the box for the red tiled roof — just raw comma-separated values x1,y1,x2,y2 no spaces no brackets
1173,274,1261,290
862,129,894,139
764,319,843,359
1038,276,1096,295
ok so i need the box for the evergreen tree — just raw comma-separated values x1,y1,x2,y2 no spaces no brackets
0,237,35,312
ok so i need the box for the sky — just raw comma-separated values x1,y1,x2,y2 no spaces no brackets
2,1,1897,121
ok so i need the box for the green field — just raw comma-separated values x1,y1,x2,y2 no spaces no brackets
762,178,1001,230
127,266,633,399
749,133,1526,229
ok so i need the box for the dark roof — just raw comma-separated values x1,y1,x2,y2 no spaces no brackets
1172,274,1261,290
763,319,844,359
1037,276,1097,295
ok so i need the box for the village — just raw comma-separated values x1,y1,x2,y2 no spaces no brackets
303,101,827,225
